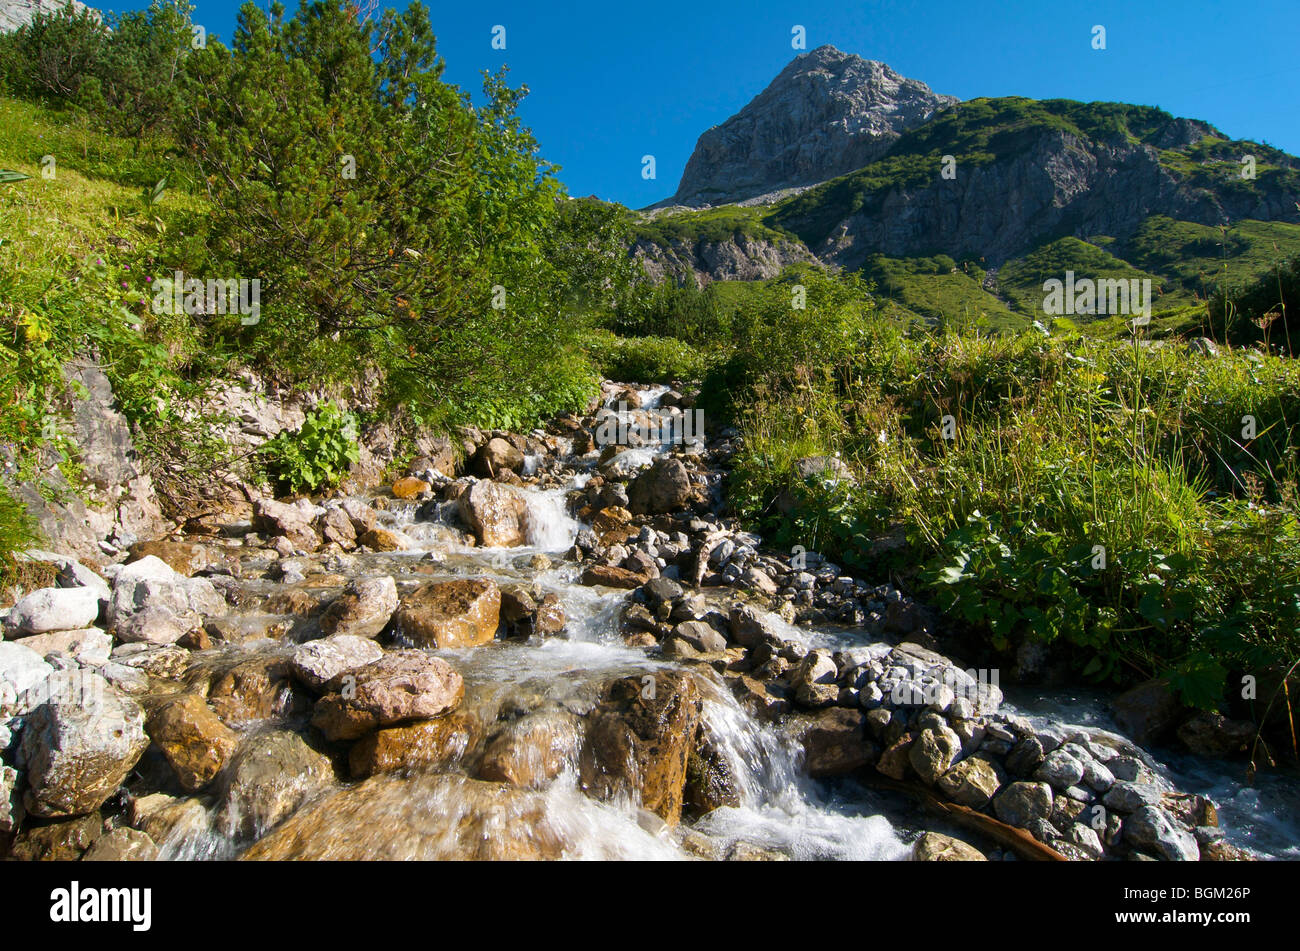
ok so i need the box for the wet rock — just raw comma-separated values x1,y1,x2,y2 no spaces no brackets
727,605,786,648
457,480,528,547
21,671,148,817
207,656,292,724
394,578,501,649
127,540,212,577
145,692,240,792
320,507,357,549
218,730,333,838
1111,679,1183,746
319,576,399,639
579,670,703,825
9,813,103,861
1123,804,1199,861
473,438,525,477
478,711,583,788
82,827,158,861
289,635,384,692
685,730,742,816
627,457,692,515
993,781,1054,828
909,725,962,785
672,620,728,654
1176,712,1255,757
580,565,649,589
876,732,916,780
16,627,112,667
349,711,482,779
358,527,414,552
1005,736,1046,776
937,754,1004,808
130,793,208,846
391,477,430,500
242,773,570,860
252,498,322,551
730,674,791,719
4,586,100,637
912,831,987,861
311,652,464,741
798,708,875,777
109,555,227,645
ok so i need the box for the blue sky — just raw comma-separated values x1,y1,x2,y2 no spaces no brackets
114,0,1300,207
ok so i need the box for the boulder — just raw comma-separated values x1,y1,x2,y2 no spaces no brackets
82,827,159,861
478,711,584,788
20,671,149,817
1124,804,1199,861
108,555,227,645
1,641,58,718
126,540,211,577
289,635,384,692
207,655,292,724
627,457,692,515
218,730,334,838
472,438,525,477
798,708,875,777
909,725,962,785
457,480,528,547
242,773,570,860
1176,712,1255,757
251,498,321,551
394,578,501,648
145,692,240,792
912,831,987,861
579,670,703,825
580,565,650,589
1111,679,1183,746
391,477,430,500
358,527,413,552
318,576,398,639
936,754,1004,808
17,628,112,667
992,781,1054,828
310,652,464,741
4,586,100,636
349,711,482,779
9,813,103,861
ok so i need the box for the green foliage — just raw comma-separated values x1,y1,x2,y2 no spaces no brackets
259,403,359,495
586,329,710,384
726,298,1300,707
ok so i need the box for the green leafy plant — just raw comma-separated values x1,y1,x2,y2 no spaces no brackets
259,403,359,495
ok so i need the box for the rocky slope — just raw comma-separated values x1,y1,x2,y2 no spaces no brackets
1,382,1281,862
661,45,957,209
0,0,93,33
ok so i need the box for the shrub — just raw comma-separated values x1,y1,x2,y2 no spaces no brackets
259,403,359,495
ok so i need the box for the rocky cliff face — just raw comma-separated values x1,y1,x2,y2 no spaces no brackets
0,0,93,33
633,233,818,287
666,45,957,208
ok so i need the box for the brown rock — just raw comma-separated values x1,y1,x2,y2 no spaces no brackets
912,831,987,861
457,480,528,547
218,730,333,837
82,827,159,861
320,507,357,549
146,692,240,792
391,477,431,500
358,527,412,552
349,712,482,779
627,457,693,515
310,651,464,741
127,540,209,577
472,438,525,478
580,565,649,589
579,670,703,825
207,656,293,725
798,708,876,778
394,578,501,648
9,814,102,861
242,773,569,860
252,498,321,551
479,711,583,788
876,732,916,781
319,576,399,639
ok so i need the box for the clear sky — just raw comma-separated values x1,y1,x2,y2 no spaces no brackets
114,0,1300,207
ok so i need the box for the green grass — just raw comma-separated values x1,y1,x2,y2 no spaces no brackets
725,319,1300,707
862,254,1022,330
632,204,795,246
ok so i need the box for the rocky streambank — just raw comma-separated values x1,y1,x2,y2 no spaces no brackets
0,382,1287,862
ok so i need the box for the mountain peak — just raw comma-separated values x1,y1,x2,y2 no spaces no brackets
662,49,957,208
